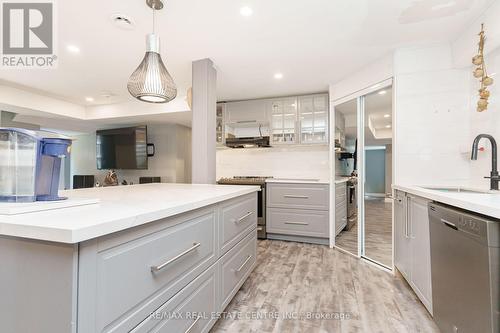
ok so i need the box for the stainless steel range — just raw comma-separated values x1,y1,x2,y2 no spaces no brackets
217,176,272,239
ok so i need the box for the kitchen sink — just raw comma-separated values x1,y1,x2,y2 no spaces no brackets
421,186,493,194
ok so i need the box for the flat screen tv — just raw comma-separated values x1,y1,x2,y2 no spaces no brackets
96,126,148,170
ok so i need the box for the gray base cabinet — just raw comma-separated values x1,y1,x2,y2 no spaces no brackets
267,182,329,244
394,190,433,315
335,182,347,236
0,192,258,333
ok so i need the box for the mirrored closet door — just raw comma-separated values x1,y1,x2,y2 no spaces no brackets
334,98,359,257
362,86,393,268
333,81,393,269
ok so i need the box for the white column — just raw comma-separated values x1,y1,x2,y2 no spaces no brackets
191,58,217,184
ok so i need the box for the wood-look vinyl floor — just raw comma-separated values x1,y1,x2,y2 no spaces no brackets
335,197,392,267
211,240,438,333
364,197,393,267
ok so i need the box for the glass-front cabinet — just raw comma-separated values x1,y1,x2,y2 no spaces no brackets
216,103,225,146
298,94,328,144
269,97,298,144
217,93,328,146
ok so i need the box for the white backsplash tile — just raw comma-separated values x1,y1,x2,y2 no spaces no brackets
216,145,330,180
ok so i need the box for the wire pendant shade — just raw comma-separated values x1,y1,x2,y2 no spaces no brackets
127,0,177,104
127,48,177,103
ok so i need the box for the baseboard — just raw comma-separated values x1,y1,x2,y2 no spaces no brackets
267,233,329,246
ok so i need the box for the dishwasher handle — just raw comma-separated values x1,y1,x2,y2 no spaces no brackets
441,218,458,230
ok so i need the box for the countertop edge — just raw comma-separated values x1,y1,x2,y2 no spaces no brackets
393,184,500,220
0,186,260,244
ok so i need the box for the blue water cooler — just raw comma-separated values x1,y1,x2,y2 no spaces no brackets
0,128,72,202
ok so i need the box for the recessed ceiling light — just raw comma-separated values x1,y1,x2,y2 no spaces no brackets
274,73,283,79
85,97,94,102
378,90,387,95
67,45,80,53
240,6,253,17
431,1,456,11
384,114,390,118
385,125,391,128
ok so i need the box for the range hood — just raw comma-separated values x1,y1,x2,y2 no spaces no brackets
225,136,270,148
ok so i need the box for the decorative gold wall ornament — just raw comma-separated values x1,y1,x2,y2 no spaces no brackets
474,24,494,112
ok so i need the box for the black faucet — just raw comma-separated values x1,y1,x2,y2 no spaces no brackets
471,134,499,190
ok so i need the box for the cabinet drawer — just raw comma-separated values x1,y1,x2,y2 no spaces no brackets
131,265,218,333
90,210,216,332
220,193,257,255
335,203,347,218
267,183,329,210
335,183,347,198
220,229,257,310
267,207,329,238
336,193,347,206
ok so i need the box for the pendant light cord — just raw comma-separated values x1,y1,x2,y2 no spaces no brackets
152,7,155,34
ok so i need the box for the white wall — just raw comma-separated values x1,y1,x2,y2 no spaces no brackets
468,47,500,188
394,2,500,188
393,43,472,186
70,124,192,187
216,145,330,180
329,55,393,102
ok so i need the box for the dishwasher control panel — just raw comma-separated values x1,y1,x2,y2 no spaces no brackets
458,216,482,236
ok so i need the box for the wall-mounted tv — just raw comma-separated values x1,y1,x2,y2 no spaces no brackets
96,126,148,170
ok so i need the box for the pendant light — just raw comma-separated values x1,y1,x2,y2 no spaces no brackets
127,0,177,103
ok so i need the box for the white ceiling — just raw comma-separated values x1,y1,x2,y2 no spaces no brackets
0,0,494,106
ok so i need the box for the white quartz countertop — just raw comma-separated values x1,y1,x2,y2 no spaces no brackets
393,184,500,219
0,183,260,244
265,178,330,185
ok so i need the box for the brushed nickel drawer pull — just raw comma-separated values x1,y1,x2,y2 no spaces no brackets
235,255,252,273
284,195,309,199
184,316,201,333
285,221,309,226
151,242,201,272
236,211,253,223
257,226,263,231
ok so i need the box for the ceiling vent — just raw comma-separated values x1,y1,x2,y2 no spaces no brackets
110,14,135,30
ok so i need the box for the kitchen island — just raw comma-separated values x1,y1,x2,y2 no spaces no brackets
0,183,260,333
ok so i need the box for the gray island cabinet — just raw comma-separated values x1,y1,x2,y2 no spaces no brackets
0,184,259,333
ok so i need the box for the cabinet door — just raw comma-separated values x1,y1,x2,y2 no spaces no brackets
394,191,411,281
408,195,433,314
269,97,297,144
298,94,328,144
226,99,268,123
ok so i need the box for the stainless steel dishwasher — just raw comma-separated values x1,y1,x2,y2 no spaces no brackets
429,202,499,333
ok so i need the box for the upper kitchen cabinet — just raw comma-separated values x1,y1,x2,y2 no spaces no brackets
268,97,298,145
334,110,346,149
225,99,269,125
298,94,329,144
219,93,329,146
216,103,226,146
